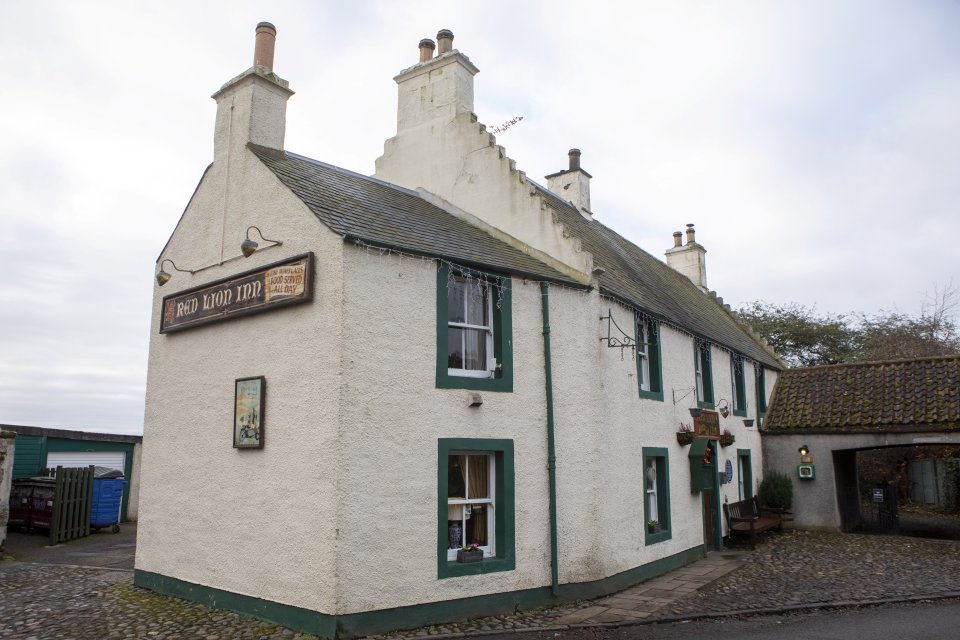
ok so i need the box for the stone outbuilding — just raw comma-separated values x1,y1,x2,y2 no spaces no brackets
135,23,782,638
762,355,960,531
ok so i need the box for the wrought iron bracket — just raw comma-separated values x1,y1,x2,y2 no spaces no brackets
600,309,636,360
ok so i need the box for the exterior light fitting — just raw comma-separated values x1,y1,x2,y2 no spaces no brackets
799,445,809,457
241,226,283,257
156,259,194,287
716,398,730,418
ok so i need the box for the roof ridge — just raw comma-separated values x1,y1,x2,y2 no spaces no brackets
785,354,960,373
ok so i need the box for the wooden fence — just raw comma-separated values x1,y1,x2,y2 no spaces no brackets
47,465,94,544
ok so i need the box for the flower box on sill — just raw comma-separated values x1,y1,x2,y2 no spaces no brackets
647,521,661,534
456,549,484,563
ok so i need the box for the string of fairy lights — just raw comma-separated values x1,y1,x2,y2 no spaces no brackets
347,236,773,372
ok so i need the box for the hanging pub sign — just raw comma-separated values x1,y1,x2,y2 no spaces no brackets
160,253,314,334
694,410,720,438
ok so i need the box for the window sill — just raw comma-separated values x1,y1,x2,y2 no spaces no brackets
638,389,664,402
437,373,513,392
644,529,672,546
732,409,747,417
696,400,715,409
439,556,515,579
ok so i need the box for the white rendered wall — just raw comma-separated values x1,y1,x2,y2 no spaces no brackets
126,442,142,521
136,147,345,614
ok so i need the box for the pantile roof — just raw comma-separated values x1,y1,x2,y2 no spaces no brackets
764,356,960,433
251,144,781,369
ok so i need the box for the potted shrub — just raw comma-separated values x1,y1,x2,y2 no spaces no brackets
676,423,695,446
647,519,660,534
719,429,735,447
456,543,484,563
758,470,794,530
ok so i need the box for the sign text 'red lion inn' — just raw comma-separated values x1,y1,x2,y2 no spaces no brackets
160,253,314,333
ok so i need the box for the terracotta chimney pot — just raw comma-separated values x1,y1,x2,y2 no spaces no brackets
686,223,696,245
437,29,454,54
568,148,581,171
253,22,277,71
673,231,683,248
419,38,436,62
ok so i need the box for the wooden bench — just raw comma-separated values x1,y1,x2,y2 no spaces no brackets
723,496,782,549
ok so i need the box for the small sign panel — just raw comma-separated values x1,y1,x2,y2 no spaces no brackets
694,410,720,438
160,253,314,333
872,488,885,503
798,464,816,480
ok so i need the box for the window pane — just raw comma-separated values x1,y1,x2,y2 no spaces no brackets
466,455,490,499
463,328,487,370
447,328,464,369
465,504,489,547
465,281,489,326
447,277,465,323
448,455,466,499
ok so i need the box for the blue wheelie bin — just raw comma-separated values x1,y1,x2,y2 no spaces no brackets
91,467,125,533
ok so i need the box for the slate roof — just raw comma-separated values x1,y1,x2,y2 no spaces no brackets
764,356,960,433
251,144,780,369
249,145,576,284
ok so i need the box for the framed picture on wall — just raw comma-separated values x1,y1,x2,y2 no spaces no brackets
234,376,265,449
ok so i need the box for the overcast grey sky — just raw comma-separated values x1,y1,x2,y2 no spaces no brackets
1,1,958,435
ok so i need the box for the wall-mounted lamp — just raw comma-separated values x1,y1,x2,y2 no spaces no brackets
241,226,283,257
716,398,730,418
799,444,809,457
688,407,702,418
156,259,194,287
743,419,755,428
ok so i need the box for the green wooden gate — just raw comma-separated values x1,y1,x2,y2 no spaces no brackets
48,466,94,544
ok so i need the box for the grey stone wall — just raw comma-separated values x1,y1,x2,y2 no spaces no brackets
0,430,15,553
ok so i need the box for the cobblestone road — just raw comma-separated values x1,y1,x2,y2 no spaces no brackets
3,529,960,639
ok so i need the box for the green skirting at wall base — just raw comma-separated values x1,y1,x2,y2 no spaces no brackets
134,545,705,639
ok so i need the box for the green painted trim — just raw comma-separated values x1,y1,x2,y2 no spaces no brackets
540,283,560,596
136,546,706,639
437,438,515,579
732,354,748,416
737,448,753,500
635,316,664,401
435,265,513,392
134,570,336,638
642,447,672,545
45,438,136,522
694,340,714,406
688,439,709,493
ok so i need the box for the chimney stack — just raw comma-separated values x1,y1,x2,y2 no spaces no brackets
212,22,294,160
665,224,708,290
418,38,436,63
437,29,454,54
253,22,277,70
545,148,593,220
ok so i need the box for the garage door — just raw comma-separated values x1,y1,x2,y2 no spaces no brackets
46,451,125,474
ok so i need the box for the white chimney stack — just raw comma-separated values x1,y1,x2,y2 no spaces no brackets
665,224,708,290
546,149,593,220
211,21,294,161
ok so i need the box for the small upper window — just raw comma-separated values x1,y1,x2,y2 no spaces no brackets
695,339,714,406
731,354,747,416
636,317,663,400
436,265,513,392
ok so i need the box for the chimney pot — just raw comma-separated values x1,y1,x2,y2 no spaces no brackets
673,231,683,248
253,22,277,71
418,38,436,62
686,223,696,244
568,148,581,171
437,29,454,54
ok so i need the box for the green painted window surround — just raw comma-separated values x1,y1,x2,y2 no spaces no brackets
695,340,714,408
755,364,767,427
643,447,671,545
635,316,664,401
732,354,747,417
435,265,513,392
737,448,753,501
437,438,515,579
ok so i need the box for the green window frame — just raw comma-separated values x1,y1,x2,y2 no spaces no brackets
643,447,671,545
731,354,747,417
436,264,513,392
635,316,663,401
437,438,515,578
694,339,714,408
755,364,767,427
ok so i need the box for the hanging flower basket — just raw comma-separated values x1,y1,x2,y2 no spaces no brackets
719,433,735,447
676,431,695,446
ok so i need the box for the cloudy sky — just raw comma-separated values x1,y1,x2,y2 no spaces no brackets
2,1,958,435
